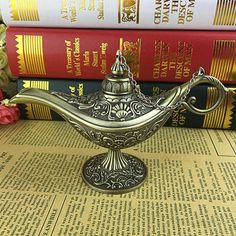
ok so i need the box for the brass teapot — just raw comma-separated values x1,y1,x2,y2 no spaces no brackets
10,50,228,194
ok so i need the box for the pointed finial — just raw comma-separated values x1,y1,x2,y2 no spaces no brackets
111,50,127,75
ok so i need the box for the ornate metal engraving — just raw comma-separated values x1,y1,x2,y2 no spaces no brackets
82,152,147,193
9,50,228,194
53,91,156,121
63,109,171,150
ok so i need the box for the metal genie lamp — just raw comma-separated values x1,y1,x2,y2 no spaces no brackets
10,50,228,194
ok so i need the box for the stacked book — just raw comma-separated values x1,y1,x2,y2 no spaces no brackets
1,0,236,129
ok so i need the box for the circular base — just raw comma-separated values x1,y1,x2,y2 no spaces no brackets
82,153,147,194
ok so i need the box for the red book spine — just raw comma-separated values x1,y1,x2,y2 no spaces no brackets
6,27,236,83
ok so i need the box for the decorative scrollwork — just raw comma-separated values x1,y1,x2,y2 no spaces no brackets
121,0,138,23
82,153,147,192
52,91,155,121
65,110,171,149
121,8,137,23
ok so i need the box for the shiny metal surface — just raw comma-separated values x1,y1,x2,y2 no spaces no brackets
10,50,228,193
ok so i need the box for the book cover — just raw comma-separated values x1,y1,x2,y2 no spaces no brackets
6,28,236,83
17,77,236,130
1,0,236,30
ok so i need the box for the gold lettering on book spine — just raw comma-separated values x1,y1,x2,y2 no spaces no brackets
203,88,236,129
118,0,140,24
15,35,46,75
210,40,236,82
213,0,236,26
10,0,39,21
119,38,141,78
23,80,52,120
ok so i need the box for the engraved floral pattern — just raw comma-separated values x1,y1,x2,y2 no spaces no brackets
64,109,171,150
111,103,131,120
52,91,155,122
83,153,147,192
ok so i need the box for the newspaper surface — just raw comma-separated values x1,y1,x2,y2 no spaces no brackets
0,120,236,235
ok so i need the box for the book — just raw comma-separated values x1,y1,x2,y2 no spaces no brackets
1,0,236,30
6,27,236,83
17,77,236,130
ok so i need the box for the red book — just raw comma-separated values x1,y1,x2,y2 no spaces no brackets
6,27,236,83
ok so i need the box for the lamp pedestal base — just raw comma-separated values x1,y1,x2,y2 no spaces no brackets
82,149,147,194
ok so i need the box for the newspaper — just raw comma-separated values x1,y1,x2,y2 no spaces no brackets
0,120,235,235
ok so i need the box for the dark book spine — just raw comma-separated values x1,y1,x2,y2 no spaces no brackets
17,78,236,129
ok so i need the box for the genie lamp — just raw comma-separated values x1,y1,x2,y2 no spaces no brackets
9,50,228,194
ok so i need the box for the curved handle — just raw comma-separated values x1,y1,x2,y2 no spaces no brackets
182,68,228,115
